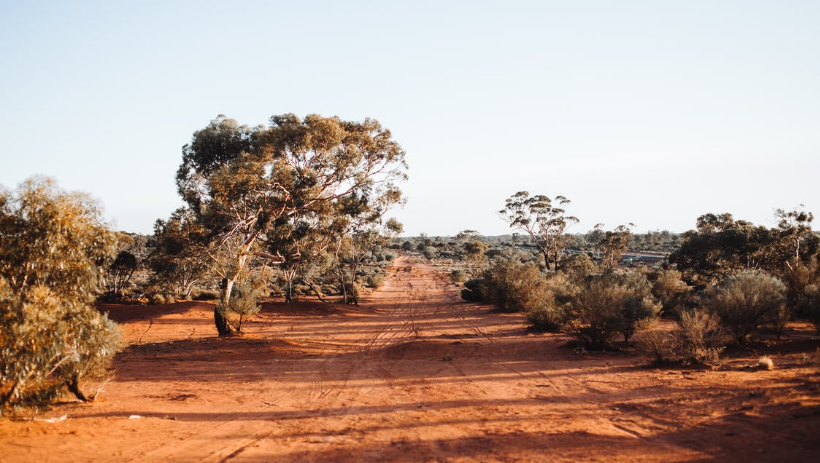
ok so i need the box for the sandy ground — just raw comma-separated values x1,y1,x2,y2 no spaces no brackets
2,256,820,462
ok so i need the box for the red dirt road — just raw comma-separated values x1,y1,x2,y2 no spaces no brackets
2,256,819,462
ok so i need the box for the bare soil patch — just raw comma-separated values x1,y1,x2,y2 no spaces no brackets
2,256,819,462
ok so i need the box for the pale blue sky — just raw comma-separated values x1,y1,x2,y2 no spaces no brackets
1,1,818,236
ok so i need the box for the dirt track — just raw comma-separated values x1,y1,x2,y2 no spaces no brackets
2,256,820,462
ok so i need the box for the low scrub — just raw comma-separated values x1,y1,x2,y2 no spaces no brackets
702,270,787,344
563,270,660,350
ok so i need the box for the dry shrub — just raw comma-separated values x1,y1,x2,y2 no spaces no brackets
676,309,725,364
150,294,167,305
637,330,678,365
483,259,552,313
757,356,774,370
450,269,468,283
367,272,385,288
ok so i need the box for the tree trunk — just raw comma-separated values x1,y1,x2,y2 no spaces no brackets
304,278,326,303
67,375,93,402
215,277,235,336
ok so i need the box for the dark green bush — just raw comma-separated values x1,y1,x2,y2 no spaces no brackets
460,278,486,302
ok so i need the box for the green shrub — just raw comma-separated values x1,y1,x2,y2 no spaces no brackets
563,270,660,349
649,268,691,314
702,270,786,343
217,268,272,331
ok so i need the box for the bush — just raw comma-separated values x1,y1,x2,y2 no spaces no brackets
798,284,820,333
650,268,691,314
460,278,485,302
676,309,725,364
1,178,123,411
367,272,386,288
217,268,272,331
526,306,565,332
563,270,660,349
637,330,678,365
150,294,167,305
483,259,553,313
702,270,786,344
450,269,468,283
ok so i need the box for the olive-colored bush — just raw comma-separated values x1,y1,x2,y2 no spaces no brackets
563,270,660,349
701,270,786,343
1,177,123,411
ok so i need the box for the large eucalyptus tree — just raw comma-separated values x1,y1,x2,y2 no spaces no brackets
176,114,406,335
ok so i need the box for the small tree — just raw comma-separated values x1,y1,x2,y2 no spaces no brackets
701,270,786,343
499,192,578,271
597,224,633,268
0,177,122,411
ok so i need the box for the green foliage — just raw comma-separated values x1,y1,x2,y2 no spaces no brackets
670,211,818,288
563,270,660,349
149,208,210,299
0,177,122,411
598,224,633,268
560,253,599,285
701,270,787,344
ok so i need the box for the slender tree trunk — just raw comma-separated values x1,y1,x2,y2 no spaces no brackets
304,278,326,303
215,277,234,336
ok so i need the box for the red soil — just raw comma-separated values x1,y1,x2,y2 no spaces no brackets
1,256,819,462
